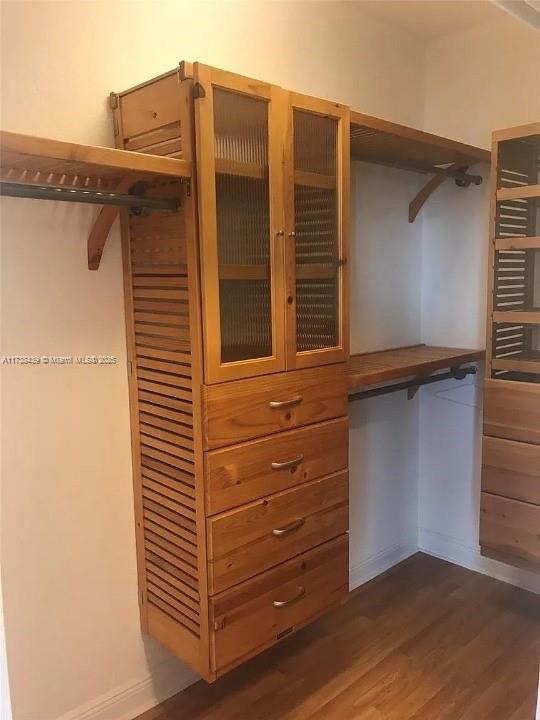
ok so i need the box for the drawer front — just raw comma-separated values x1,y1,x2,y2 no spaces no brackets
480,492,540,567
210,534,348,674
482,435,540,505
207,471,349,593
484,379,540,445
205,417,348,515
202,365,348,449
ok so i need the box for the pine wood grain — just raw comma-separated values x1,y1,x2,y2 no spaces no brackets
135,553,540,720
348,345,484,390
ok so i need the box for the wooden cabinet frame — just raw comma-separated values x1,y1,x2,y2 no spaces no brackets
284,92,350,369
193,63,287,384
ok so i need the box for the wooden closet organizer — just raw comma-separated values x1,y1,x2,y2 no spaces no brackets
0,61,490,681
481,122,540,570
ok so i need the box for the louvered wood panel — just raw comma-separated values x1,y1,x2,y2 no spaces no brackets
130,206,202,639
115,70,212,679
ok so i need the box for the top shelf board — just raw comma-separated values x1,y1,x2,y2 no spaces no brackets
350,111,490,175
348,344,485,391
0,131,191,191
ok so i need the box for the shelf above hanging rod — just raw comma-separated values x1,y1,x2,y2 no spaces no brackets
349,111,490,222
348,365,477,402
0,130,192,270
348,345,484,390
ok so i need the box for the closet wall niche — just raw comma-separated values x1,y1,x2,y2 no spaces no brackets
0,60,492,683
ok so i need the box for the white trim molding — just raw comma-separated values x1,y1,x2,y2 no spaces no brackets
349,542,418,591
419,528,540,595
57,658,198,720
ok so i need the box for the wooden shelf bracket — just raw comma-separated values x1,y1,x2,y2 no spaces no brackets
408,164,482,223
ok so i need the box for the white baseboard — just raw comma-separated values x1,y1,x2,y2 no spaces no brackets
419,527,540,595
57,657,198,720
58,544,417,720
57,536,536,720
349,542,418,591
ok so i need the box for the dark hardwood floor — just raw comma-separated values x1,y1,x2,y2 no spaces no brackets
138,553,540,720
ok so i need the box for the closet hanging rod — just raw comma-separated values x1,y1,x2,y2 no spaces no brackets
0,181,180,212
348,366,477,402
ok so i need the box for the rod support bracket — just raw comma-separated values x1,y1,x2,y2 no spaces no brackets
409,164,482,223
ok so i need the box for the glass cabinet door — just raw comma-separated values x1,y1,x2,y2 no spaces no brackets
285,94,350,369
194,64,286,383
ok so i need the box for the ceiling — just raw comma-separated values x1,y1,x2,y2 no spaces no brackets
354,1,506,37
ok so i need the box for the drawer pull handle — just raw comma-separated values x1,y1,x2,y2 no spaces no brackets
271,455,304,471
269,396,302,410
272,518,305,537
273,586,306,608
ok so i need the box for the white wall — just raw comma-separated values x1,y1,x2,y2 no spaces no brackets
0,3,426,719
349,162,422,588
419,15,540,593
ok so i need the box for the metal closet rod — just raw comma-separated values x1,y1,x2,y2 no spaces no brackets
348,365,477,402
0,181,180,211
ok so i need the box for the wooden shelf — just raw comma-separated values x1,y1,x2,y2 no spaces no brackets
495,236,540,251
348,344,484,391
349,111,490,223
296,264,336,280
218,264,337,281
0,130,192,271
493,310,540,325
219,265,268,280
350,111,490,174
497,185,540,202
0,130,191,188
215,159,266,180
492,353,540,375
294,170,335,189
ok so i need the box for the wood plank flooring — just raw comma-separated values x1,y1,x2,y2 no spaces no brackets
137,553,540,720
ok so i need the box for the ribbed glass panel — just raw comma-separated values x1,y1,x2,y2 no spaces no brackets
213,88,272,364
293,110,339,352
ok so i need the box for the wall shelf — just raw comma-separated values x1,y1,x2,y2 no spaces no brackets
0,130,191,269
496,184,540,201
492,310,540,324
348,344,484,393
350,111,489,222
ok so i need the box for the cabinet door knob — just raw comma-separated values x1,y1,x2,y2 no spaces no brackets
269,396,302,410
288,231,296,238
272,518,305,537
276,230,285,236
271,455,304,470
273,586,306,608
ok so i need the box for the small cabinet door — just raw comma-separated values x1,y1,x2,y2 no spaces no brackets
194,64,286,383
284,93,350,369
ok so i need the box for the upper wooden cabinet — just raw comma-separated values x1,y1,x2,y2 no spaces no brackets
285,93,350,370
193,64,349,383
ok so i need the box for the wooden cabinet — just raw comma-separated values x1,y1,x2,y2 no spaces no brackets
113,62,350,682
194,64,349,383
284,92,350,370
481,122,540,572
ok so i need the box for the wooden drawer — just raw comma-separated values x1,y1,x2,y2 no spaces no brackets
207,471,348,594
120,73,181,139
210,534,348,674
480,492,540,567
484,379,540,445
482,435,540,505
204,417,348,515
202,365,348,449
